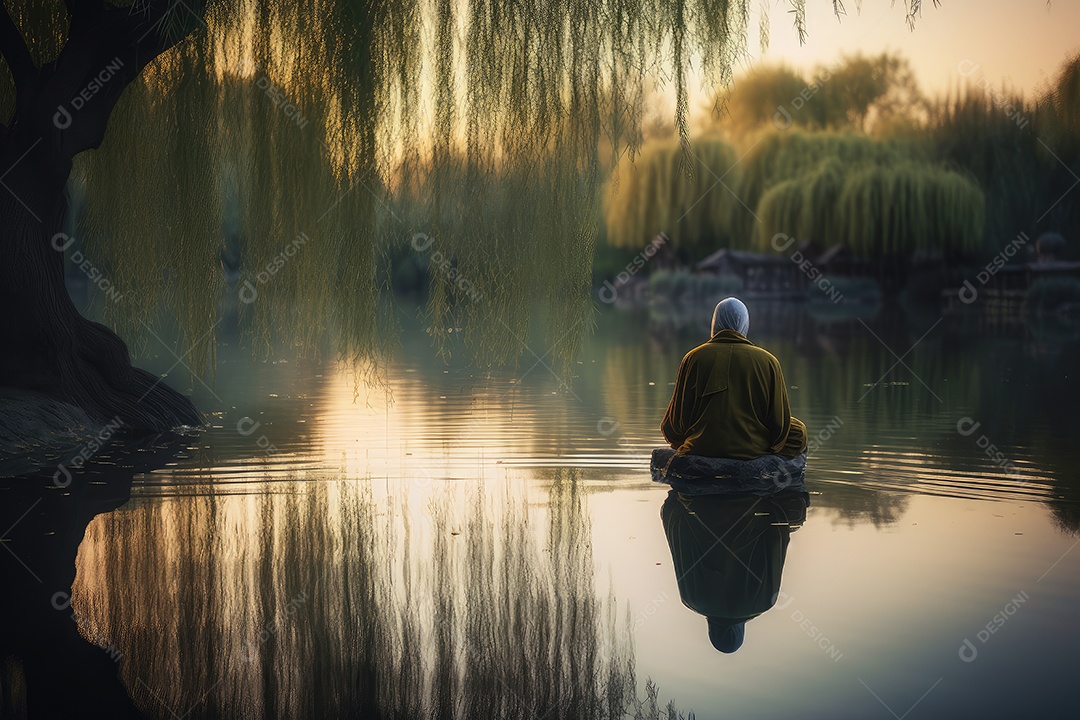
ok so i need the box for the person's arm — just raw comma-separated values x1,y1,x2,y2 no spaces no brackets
661,353,695,449
766,358,794,455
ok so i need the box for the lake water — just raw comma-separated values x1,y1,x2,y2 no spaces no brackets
2,302,1078,719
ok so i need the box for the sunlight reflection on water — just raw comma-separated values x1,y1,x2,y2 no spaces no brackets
48,306,1080,718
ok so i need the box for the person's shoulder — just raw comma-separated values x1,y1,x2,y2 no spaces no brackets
682,341,713,363
740,342,782,368
683,339,781,369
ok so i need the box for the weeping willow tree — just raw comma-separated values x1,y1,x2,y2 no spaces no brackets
928,53,1080,256
0,0,944,431
603,137,739,259
723,130,923,247
1050,54,1080,154
755,153,985,258
605,128,982,261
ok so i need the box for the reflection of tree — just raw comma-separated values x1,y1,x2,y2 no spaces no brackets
947,321,1080,535
810,489,911,529
75,469,685,719
0,439,186,718
1050,503,1080,536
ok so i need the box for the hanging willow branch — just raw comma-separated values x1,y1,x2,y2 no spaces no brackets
1,0,935,375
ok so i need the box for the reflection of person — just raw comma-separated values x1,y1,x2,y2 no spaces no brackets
661,297,807,459
661,489,808,653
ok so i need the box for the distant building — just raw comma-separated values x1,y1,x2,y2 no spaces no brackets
695,248,804,297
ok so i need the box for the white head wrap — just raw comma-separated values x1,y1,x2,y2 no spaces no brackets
711,297,750,337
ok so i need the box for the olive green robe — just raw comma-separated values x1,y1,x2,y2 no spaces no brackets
661,329,807,460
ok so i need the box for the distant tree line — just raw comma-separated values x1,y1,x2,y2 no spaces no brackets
603,52,1080,268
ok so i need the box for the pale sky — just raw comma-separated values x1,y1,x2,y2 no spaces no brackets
741,0,1079,98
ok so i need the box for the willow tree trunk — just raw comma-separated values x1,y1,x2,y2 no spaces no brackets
0,2,204,430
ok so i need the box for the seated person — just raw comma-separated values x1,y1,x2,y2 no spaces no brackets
661,297,806,459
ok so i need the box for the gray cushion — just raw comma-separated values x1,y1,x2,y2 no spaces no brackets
651,447,807,496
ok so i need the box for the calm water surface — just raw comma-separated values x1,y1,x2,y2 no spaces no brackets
3,303,1079,719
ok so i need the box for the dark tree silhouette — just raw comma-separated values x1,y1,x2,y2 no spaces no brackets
0,1,941,432
0,1,204,429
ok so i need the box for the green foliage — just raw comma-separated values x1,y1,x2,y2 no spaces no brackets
729,130,983,260
710,51,1080,266
926,52,1080,258
391,154,597,375
721,65,807,132
717,53,925,136
47,0,807,374
797,159,847,246
724,130,917,247
605,129,983,264
1,1,950,374
1049,53,1080,156
757,178,806,247
827,53,924,132
77,44,227,372
927,92,1044,257
830,161,984,258
604,137,740,258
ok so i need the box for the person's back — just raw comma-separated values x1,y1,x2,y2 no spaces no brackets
661,297,806,460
